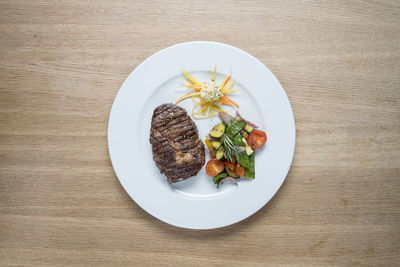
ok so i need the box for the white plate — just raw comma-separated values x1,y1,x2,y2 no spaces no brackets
108,41,295,229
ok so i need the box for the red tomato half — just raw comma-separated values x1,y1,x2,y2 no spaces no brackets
205,160,225,177
247,130,267,150
234,162,245,177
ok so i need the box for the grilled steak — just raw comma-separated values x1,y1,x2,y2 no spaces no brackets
150,103,205,183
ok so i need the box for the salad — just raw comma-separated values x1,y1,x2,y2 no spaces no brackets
204,111,267,188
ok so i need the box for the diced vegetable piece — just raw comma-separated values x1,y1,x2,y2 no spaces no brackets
247,129,267,150
245,152,255,178
245,145,254,156
209,123,225,138
211,141,221,150
225,120,246,138
241,131,248,138
235,116,241,121
242,137,248,145
216,147,224,160
206,160,225,176
241,137,254,156
213,172,227,184
225,165,240,178
244,124,254,133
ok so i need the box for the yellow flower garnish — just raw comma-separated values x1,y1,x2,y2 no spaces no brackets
175,66,239,119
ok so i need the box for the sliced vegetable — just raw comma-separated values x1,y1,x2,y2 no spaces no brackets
204,139,213,151
235,116,241,121
246,129,267,150
210,123,226,138
236,111,259,128
241,131,248,138
205,160,224,176
221,96,239,108
241,137,254,156
245,152,255,178
216,147,224,160
234,162,246,177
217,177,238,189
244,124,254,133
218,112,234,124
213,172,227,184
242,137,248,145
220,96,236,108
211,140,221,150
225,120,246,138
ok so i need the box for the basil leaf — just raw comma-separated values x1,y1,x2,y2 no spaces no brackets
226,120,245,138
245,152,255,179
213,172,228,184
237,151,250,169
233,134,245,146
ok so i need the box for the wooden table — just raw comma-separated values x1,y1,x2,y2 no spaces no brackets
1,1,399,266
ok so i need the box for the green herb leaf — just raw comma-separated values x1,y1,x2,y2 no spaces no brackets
221,134,238,162
226,120,246,138
213,172,227,184
233,134,246,146
237,151,250,169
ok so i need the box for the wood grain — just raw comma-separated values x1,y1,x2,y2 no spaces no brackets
0,0,399,266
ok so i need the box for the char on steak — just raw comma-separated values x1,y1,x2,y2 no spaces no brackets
150,103,205,183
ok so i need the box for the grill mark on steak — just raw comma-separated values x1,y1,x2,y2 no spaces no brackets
150,103,205,183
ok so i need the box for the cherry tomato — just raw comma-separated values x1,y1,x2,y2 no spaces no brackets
224,160,235,171
234,162,245,177
205,160,225,177
247,130,267,150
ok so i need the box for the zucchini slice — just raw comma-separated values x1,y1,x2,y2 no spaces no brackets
244,124,254,133
211,141,221,150
225,166,240,178
216,147,224,160
210,123,225,138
